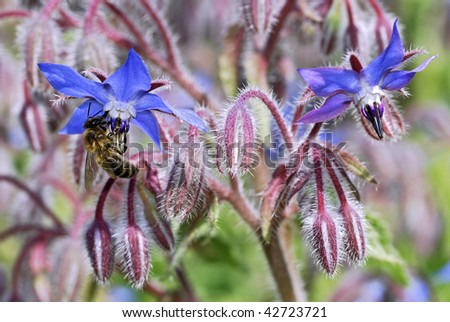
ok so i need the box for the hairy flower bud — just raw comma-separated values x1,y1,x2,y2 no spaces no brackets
164,126,208,222
340,203,366,262
305,209,341,275
117,178,150,288
219,101,257,175
117,224,150,289
84,218,114,284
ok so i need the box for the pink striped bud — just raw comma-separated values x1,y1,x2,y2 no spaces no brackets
306,209,340,275
164,126,208,221
117,177,150,288
302,146,341,275
242,0,273,34
219,102,257,175
117,224,150,289
340,203,366,262
84,218,114,284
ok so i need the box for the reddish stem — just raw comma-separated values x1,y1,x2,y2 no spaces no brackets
262,0,296,59
41,176,82,214
0,10,31,19
0,175,64,230
95,178,115,221
84,0,104,34
236,89,294,151
139,0,179,67
127,176,137,226
0,225,65,243
208,177,260,230
324,156,348,205
57,8,81,28
312,146,325,212
39,0,62,20
96,16,135,48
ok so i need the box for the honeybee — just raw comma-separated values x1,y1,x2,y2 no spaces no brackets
83,113,138,189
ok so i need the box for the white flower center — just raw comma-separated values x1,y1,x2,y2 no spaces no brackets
354,84,384,108
103,99,137,120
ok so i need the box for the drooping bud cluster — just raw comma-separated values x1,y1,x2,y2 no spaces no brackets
84,178,151,288
218,94,258,175
164,125,208,222
294,144,367,274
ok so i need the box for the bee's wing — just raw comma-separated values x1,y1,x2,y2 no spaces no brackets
84,151,99,191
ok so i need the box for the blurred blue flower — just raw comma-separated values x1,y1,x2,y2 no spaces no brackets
108,286,137,302
400,277,430,302
38,49,206,147
434,261,450,284
297,20,436,139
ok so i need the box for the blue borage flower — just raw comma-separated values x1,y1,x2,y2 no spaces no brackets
38,49,207,147
297,20,436,139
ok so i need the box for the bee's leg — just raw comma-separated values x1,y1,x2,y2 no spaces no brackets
122,133,128,153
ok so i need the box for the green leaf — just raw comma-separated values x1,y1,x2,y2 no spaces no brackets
339,150,377,185
365,214,410,286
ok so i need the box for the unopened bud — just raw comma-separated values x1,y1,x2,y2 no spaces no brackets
242,0,273,34
85,218,114,284
117,224,150,289
307,209,340,275
164,126,207,221
340,203,366,262
220,103,257,175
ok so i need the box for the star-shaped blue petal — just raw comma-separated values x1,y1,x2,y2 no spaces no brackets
296,19,436,138
38,49,207,147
